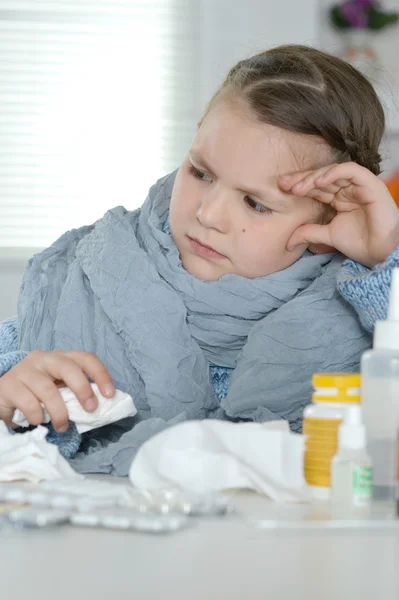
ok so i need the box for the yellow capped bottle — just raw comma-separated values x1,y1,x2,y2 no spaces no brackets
303,373,361,499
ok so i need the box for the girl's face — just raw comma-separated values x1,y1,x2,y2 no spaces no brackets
169,101,331,281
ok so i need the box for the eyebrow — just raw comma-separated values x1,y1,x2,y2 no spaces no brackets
188,150,292,209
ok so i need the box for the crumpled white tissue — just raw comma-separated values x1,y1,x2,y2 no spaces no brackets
0,421,82,483
12,383,137,433
130,420,310,502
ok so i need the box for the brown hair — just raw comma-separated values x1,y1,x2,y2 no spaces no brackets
202,44,385,177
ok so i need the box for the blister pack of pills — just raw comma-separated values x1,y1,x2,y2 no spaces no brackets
138,489,234,516
3,505,188,533
0,479,234,533
7,508,70,528
70,509,188,533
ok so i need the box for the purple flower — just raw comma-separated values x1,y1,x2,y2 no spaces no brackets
354,0,375,8
340,1,369,27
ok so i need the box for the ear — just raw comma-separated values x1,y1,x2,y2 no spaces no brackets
308,242,336,255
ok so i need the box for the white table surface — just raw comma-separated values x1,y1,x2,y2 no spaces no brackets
1,478,399,600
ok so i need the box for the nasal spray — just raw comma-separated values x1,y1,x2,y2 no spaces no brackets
361,267,399,508
331,405,372,511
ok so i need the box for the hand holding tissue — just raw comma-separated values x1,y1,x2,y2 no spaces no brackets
130,420,310,502
12,383,137,433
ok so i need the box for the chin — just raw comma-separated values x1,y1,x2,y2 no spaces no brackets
181,254,226,281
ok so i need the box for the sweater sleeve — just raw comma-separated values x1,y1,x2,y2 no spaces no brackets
0,317,28,377
337,244,399,333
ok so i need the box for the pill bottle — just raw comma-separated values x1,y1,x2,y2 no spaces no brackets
303,372,361,499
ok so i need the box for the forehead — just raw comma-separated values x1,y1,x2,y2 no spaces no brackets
193,102,332,178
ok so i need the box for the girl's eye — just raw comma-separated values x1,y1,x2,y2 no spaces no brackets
189,164,212,182
244,196,273,215
188,166,273,215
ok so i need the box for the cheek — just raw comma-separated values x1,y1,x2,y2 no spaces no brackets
243,222,290,253
236,220,295,269
170,169,184,211
170,170,198,216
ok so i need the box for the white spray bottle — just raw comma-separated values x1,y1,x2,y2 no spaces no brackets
361,267,399,502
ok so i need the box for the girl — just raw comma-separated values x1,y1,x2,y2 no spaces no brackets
1,45,398,475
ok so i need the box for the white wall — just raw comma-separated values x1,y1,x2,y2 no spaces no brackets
198,0,320,110
1,0,399,321
318,0,399,175
0,251,31,321
0,269,24,321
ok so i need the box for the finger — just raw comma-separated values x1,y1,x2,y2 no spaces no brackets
22,372,70,432
315,178,351,191
307,186,342,204
287,223,333,251
38,353,99,412
278,171,312,190
66,351,115,399
290,167,341,197
309,189,334,204
279,165,334,193
314,162,373,191
293,180,351,205
281,162,371,199
1,379,45,427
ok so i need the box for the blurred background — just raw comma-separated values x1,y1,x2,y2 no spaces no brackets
0,0,398,319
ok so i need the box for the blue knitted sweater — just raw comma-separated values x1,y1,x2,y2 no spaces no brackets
1,243,398,458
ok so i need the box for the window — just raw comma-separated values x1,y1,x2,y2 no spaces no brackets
0,0,199,250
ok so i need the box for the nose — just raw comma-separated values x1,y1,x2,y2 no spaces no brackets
196,184,230,233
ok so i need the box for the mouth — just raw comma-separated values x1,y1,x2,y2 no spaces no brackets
188,237,227,260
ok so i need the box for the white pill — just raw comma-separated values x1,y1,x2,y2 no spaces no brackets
75,497,118,512
41,479,128,501
26,491,52,506
8,508,70,527
70,512,99,527
50,494,74,509
101,514,131,529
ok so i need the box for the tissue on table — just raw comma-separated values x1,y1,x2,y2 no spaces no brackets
0,421,82,483
12,383,137,433
129,420,310,503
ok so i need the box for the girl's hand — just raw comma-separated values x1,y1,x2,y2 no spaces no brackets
279,162,399,267
0,350,115,432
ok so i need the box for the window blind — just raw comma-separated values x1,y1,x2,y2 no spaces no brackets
0,0,199,249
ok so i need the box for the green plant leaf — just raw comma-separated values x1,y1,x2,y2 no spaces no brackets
330,6,352,29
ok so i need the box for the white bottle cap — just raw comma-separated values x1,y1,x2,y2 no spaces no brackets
338,405,366,450
373,268,399,350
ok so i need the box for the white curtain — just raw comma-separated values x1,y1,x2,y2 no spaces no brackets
0,0,199,249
